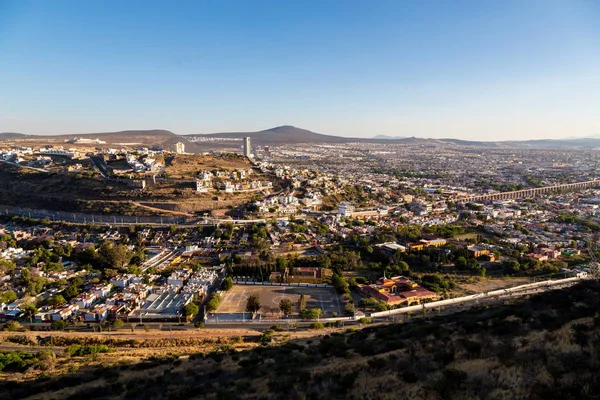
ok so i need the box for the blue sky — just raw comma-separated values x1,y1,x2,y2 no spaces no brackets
1,0,599,140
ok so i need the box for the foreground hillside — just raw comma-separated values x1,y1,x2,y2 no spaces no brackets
1,281,599,400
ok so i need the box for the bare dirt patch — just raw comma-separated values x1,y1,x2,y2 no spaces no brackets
216,284,342,317
459,277,532,294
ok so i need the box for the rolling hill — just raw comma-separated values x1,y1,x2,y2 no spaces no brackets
186,125,353,145
0,132,32,139
0,129,206,153
3,126,600,149
189,126,600,148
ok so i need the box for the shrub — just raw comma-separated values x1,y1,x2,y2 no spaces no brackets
259,331,273,345
66,345,112,357
113,319,125,329
3,321,21,331
51,320,67,331
35,350,56,371
358,317,371,324
310,322,325,330
0,350,39,372
343,303,356,315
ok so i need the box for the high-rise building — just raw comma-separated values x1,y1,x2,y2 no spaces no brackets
243,137,252,158
175,142,185,154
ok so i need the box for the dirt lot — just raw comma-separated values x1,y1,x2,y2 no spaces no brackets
216,284,342,317
165,154,252,179
458,277,532,294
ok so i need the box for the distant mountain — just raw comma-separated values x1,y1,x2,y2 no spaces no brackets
502,137,600,149
0,129,204,153
438,138,501,147
186,125,353,145
373,135,407,140
0,132,31,139
4,126,600,150
69,129,204,153
187,126,600,148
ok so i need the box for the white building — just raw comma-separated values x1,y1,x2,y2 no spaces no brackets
243,137,252,158
175,142,185,154
338,202,355,217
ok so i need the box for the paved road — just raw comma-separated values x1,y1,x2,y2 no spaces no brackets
0,159,49,173
89,155,110,179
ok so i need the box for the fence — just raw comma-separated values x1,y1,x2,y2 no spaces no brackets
233,280,332,288
205,315,355,324
0,205,193,226
0,205,271,227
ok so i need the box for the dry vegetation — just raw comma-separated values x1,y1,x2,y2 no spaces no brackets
0,281,599,400
164,154,252,179
0,153,263,216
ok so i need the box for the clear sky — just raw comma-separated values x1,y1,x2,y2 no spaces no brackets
1,0,599,140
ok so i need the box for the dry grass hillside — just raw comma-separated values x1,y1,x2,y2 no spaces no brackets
0,281,598,400
164,154,252,179
0,154,263,216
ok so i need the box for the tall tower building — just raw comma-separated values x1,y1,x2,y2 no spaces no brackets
175,142,185,154
243,137,252,158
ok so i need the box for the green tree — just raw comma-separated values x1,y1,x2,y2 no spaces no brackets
63,285,80,300
21,304,38,323
98,242,134,269
51,320,67,331
455,256,468,270
221,277,234,291
0,260,16,275
206,293,221,312
246,294,261,314
304,308,323,320
275,256,288,272
47,295,67,307
298,294,307,311
343,303,355,316
279,298,294,316
182,302,199,317
0,290,17,304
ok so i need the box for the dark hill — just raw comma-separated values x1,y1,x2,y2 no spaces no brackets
0,132,31,139
29,130,203,153
187,125,352,145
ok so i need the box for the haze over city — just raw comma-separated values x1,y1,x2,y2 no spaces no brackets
1,0,600,140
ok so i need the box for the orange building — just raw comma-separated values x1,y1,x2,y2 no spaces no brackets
359,276,439,306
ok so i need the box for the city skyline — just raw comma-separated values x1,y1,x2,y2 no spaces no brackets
1,0,600,140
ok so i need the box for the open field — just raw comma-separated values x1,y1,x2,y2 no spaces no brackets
458,276,531,294
216,284,342,317
164,154,252,179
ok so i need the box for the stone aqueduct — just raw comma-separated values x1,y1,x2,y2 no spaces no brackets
454,179,600,203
